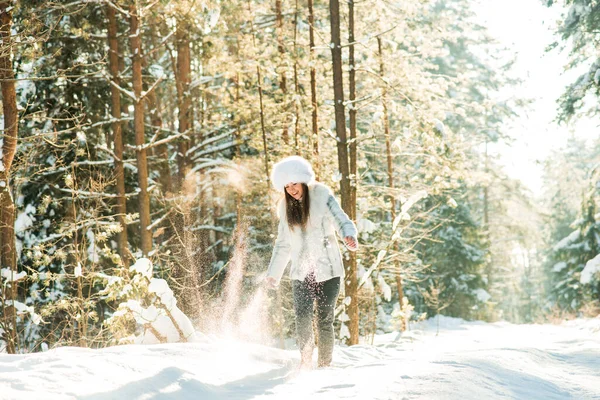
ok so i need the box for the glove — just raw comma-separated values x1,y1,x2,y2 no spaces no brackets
264,276,278,289
344,236,358,251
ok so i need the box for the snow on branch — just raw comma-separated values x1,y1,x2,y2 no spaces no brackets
4,300,42,325
190,73,224,90
189,158,234,174
319,128,341,142
392,191,429,233
142,0,160,12
37,219,132,244
190,139,244,160
140,77,164,102
553,229,580,252
186,128,237,157
581,253,600,284
36,159,135,177
142,30,176,60
105,258,196,344
0,268,27,283
105,74,136,101
126,130,189,152
354,190,429,293
189,225,231,235
146,208,175,231
52,185,138,199
358,250,388,289
87,117,134,129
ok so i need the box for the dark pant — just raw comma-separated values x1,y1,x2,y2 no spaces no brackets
292,274,340,367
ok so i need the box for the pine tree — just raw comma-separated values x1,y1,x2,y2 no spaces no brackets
408,191,489,320
542,138,600,315
546,193,600,312
546,0,600,122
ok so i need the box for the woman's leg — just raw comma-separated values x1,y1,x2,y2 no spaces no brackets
314,277,341,367
292,277,316,366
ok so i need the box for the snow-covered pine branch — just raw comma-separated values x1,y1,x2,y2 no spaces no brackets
186,128,237,157
104,258,195,344
52,185,139,199
87,117,134,129
139,76,163,101
189,139,245,161
104,73,137,101
319,127,341,142
189,158,234,174
36,159,136,177
36,218,132,244
189,73,224,90
189,225,231,235
146,208,175,231
125,130,189,152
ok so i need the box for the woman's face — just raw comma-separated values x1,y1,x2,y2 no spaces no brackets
285,182,303,200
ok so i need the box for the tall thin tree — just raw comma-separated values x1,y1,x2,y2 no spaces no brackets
347,0,360,343
275,0,290,144
348,0,357,217
0,1,18,354
292,0,301,155
106,5,129,266
378,37,405,329
329,0,358,345
175,18,192,188
129,4,152,255
307,0,320,177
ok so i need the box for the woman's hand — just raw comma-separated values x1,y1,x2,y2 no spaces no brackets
264,276,278,289
344,236,358,251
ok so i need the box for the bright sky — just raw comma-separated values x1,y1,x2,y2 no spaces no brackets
475,0,596,196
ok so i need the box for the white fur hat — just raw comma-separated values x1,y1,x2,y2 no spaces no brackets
271,156,315,192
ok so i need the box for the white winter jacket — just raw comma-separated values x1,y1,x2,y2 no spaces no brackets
267,182,358,284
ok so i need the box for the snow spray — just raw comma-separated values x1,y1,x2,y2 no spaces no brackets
238,286,270,343
214,221,272,344
220,223,247,334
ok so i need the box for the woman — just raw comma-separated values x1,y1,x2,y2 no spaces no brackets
265,156,358,369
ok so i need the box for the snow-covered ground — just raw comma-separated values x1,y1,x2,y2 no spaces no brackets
1,316,599,400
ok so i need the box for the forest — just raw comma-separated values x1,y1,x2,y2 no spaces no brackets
0,0,599,355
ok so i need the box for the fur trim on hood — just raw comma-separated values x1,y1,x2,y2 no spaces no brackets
271,156,315,192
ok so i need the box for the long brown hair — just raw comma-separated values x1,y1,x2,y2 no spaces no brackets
285,183,310,230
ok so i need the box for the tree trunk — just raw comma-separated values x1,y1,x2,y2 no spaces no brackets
234,73,243,223
307,0,319,178
378,37,405,330
257,66,271,192
0,2,17,193
144,23,169,195
293,0,300,155
484,139,489,230
0,171,16,354
348,0,357,222
0,2,18,354
107,5,129,266
248,0,281,346
329,0,358,345
347,0,360,344
275,0,289,144
156,143,172,194
483,139,493,295
129,4,152,255
175,19,192,189
245,0,271,190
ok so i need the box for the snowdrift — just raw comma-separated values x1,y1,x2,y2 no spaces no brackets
1,316,599,399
